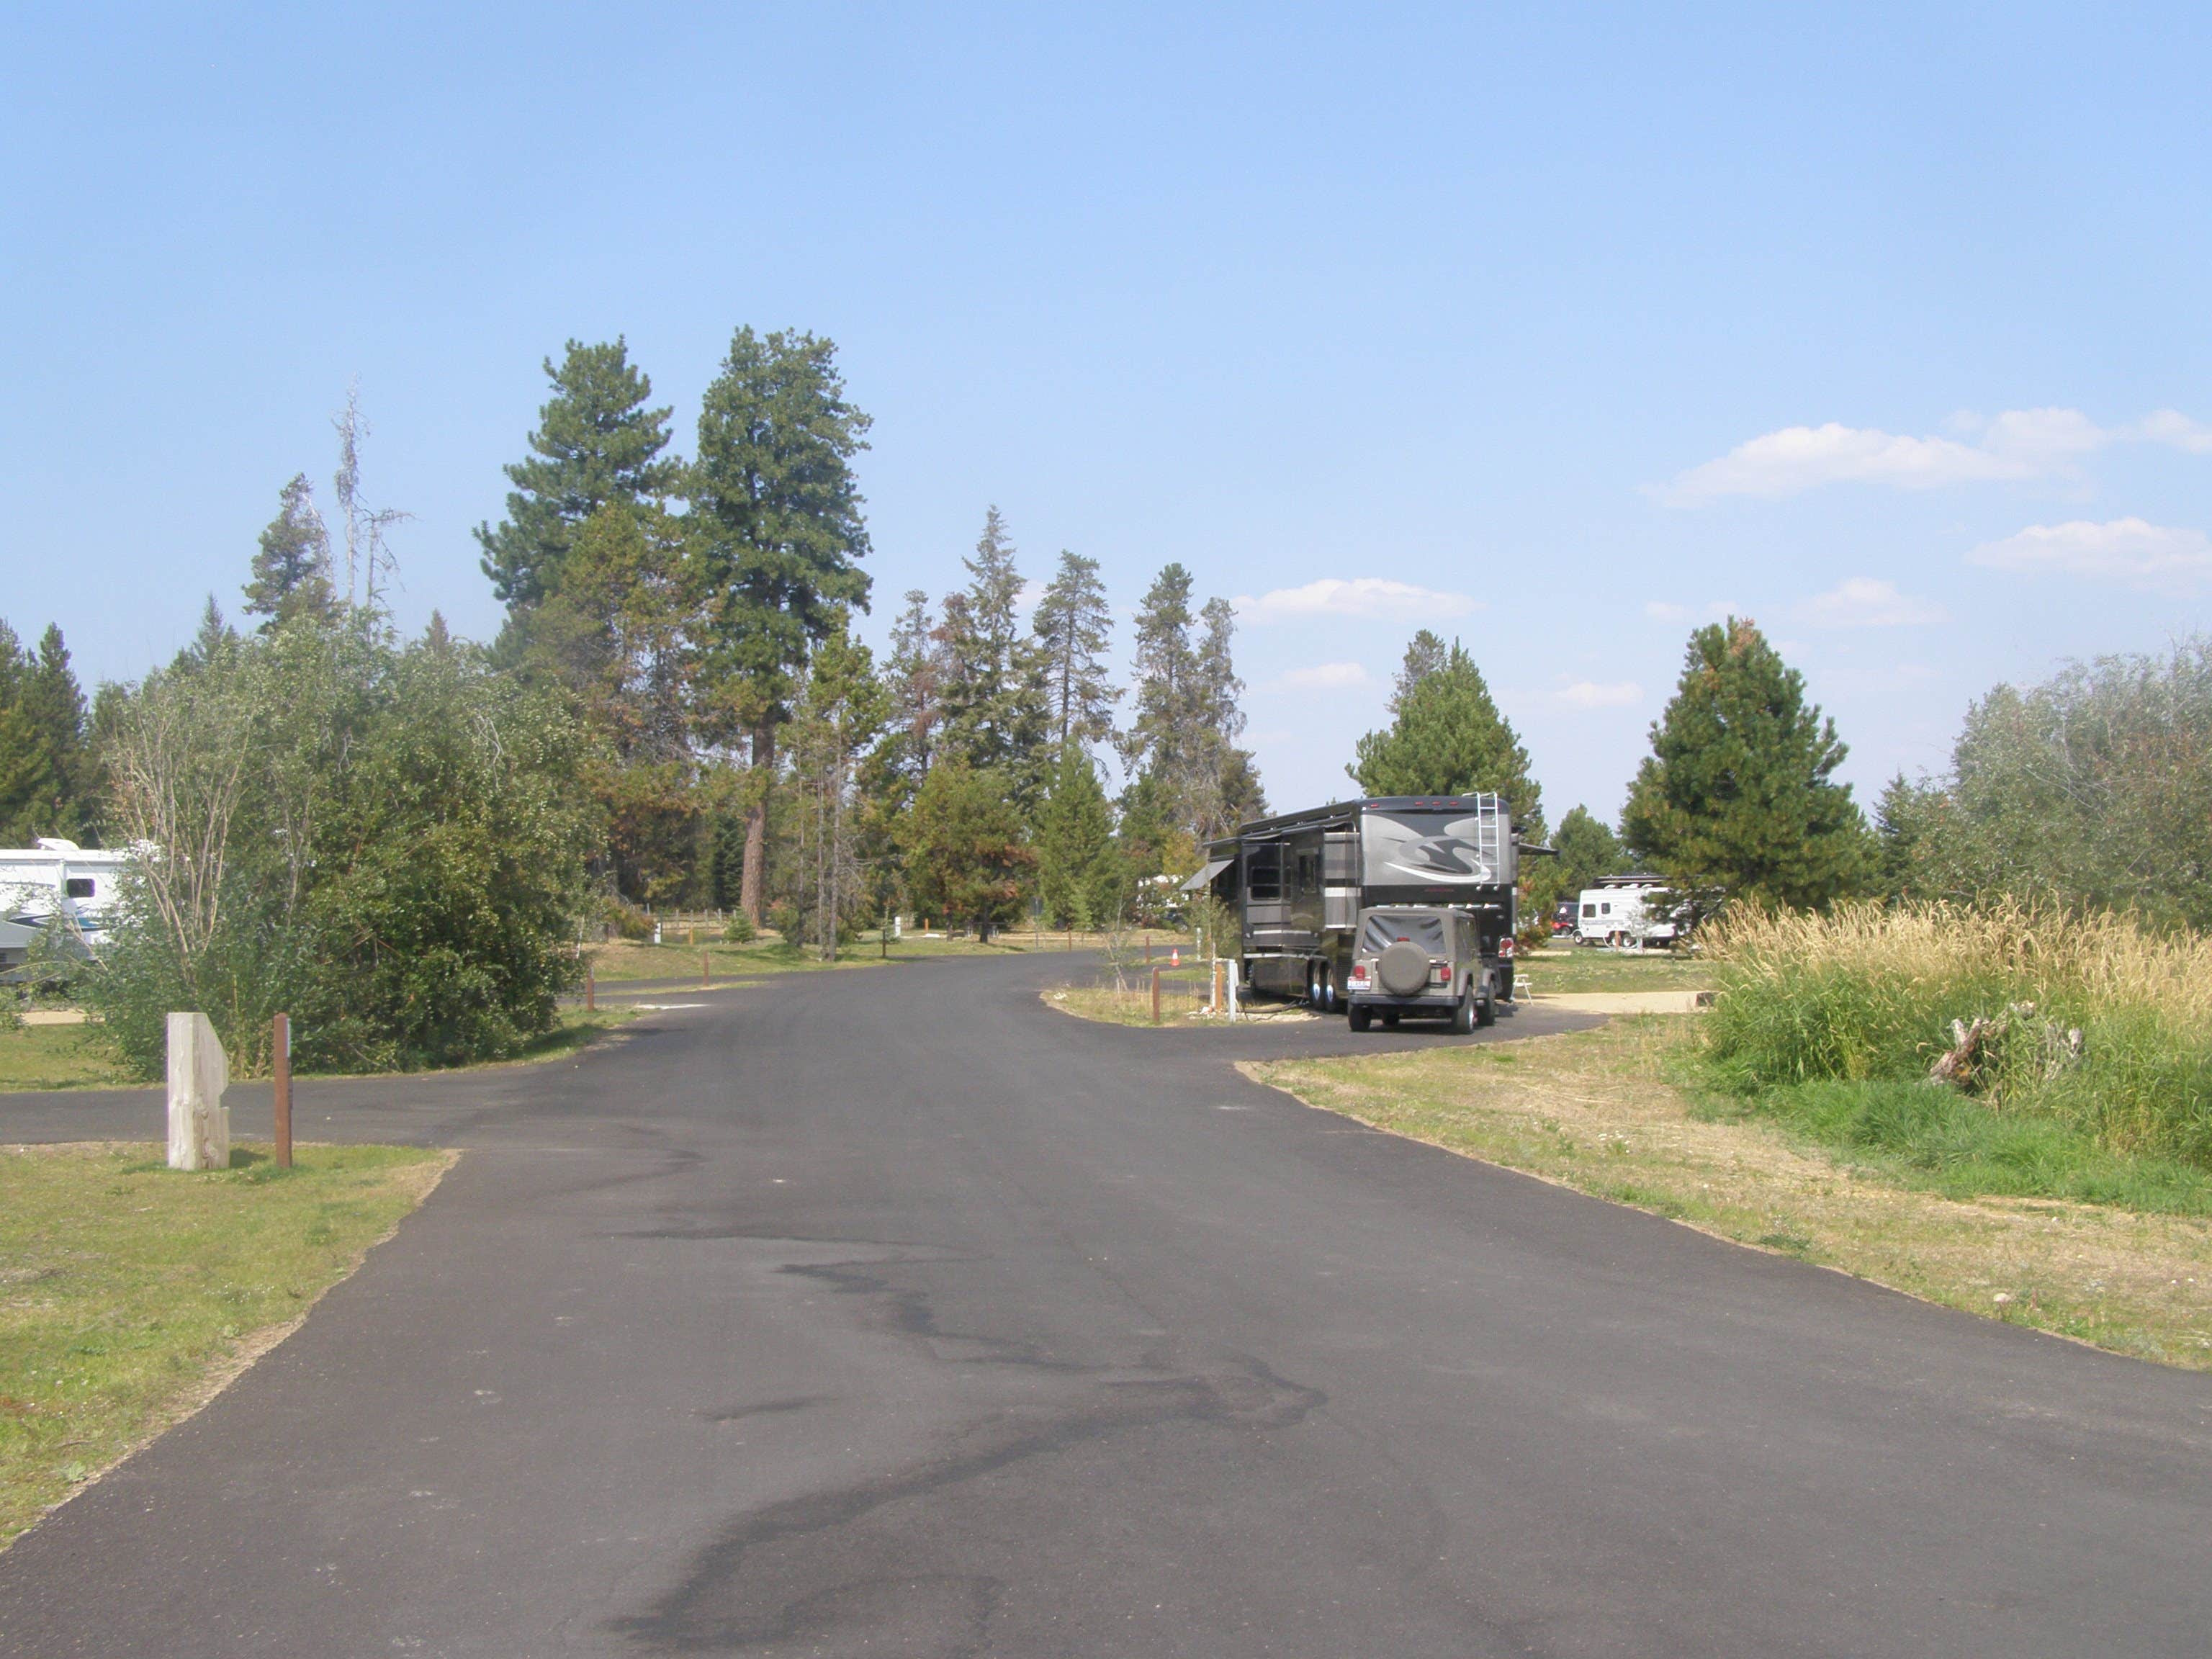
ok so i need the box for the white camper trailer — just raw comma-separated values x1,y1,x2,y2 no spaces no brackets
0,838,131,956
1574,875,1679,950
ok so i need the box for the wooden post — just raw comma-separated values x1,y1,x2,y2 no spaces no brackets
1145,936,1152,963
271,1012,292,1169
1151,966,1161,1025
586,969,595,1012
701,950,710,989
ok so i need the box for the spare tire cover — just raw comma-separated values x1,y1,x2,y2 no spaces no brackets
1377,940,1431,997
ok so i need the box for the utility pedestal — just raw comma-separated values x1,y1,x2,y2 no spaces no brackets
166,1012,230,1172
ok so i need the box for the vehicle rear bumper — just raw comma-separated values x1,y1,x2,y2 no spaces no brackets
1347,991,1458,1011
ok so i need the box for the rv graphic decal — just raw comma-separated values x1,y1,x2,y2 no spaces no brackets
1385,835,1494,884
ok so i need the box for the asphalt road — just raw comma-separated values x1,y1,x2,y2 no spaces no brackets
2,953,2209,1657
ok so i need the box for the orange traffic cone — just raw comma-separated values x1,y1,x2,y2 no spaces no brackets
1171,947,1181,967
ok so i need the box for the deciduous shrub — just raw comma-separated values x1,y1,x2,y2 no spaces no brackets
81,620,591,1076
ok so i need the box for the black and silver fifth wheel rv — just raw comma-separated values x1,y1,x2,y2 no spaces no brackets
1184,794,1546,1030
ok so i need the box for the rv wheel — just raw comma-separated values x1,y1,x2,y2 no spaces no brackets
1316,963,1337,1012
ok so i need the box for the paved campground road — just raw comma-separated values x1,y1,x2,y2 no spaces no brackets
3,953,2209,1657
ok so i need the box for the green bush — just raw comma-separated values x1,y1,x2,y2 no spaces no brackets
721,912,756,944
81,619,590,1076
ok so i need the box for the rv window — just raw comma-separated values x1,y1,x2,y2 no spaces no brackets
1601,902,1611,915
1246,843,1282,902
1581,903,1596,917
63,878,94,899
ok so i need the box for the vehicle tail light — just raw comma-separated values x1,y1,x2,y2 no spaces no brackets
1430,962,1448,984
1349,963,1370,989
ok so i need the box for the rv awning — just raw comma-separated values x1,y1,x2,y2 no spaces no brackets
1179,857,1233,894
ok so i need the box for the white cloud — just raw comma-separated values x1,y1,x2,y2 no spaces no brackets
1967,518,2212,594
1972,405,2110,464
1799,577,1947,628
1235,577,1479,624
1556,680,1643,709
2134,410,2212,454
1658,405,2212,504
1659,423,2031,503
1273,661,1370,691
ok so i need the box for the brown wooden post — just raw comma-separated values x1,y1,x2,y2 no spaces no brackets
1151,966,1161,1025
701,950,710,988
271,1012,292,1170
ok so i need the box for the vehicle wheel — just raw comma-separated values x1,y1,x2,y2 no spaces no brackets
1382,1010,1401,1030
1316,963,1337,1013
1305,961,1322,1007
1349,1005,1372,1032
1476,992,1497,1028
1452,988,1476,1034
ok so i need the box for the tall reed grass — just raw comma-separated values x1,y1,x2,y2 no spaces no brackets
1701,900,2212,1172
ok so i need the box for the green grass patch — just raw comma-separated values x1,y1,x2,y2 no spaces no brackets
468,1004,636,1067
1690,1074,2212,1215
1514,946,1717,997
0,1024,138,1093
0,1141,451,1547
0,1005,634,1095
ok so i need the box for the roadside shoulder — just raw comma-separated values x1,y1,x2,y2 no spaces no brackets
1245,1018,2212,1370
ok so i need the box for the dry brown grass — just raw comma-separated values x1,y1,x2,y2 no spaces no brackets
1249,1019,2212,1370
1711,898,2212,1027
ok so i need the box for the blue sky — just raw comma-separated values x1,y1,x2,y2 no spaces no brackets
6,4,2209,824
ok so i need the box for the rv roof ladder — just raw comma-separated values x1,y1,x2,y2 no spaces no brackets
1473,792,1504,881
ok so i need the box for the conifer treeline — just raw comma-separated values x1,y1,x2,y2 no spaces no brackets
464,332,1264,941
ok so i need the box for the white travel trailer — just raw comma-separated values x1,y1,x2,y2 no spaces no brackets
0,838,132,956
1575,875,1679,949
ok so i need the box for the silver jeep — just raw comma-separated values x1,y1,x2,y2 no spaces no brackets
1344,906,1499,1033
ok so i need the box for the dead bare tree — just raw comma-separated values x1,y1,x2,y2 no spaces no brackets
106,664,255,974
332,382,411,616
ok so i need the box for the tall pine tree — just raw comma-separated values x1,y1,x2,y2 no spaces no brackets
691,327,873,923
477,338,681,608
1621,618,1869,908
1032,549,1120,751
1033,742,1118,928
1351,636,1542,832
242,474,337,628
881,589,947,786
1118,564,1262,845
0,622,90,842
938,506,1049,796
